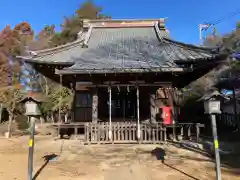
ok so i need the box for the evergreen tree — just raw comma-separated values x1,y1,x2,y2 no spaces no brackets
51,0,110,46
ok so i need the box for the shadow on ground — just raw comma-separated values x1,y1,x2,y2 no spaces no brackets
32,153,58,180
169,141,240,175
150,147,200,180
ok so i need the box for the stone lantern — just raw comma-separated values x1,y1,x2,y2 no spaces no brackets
203,98,221,114
24,98,41,116
20,91,44,116
199,89,229,180
199,89,227,114
19,91,44,180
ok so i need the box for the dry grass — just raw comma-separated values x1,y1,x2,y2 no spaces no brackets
0,136,239,180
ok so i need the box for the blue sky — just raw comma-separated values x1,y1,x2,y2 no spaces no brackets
0,0,240,44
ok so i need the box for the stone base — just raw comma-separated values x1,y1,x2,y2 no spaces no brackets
4,132,10,138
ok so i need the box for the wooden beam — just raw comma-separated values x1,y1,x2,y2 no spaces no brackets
136,85,141,140
81,83,171,87
108,86,112,140
92,89,98,123
150,93,157,123
56,67,187,75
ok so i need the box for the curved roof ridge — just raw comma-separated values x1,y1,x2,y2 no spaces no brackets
84,18,167,29
30,38,83,57
153,22,218,53
85,18,167,22
84,18,167,25
162,37,217,52
153,21,169,40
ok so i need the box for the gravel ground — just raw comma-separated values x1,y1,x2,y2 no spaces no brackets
0,135,239,180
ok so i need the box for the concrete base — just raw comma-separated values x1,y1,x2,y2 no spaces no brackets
4,132,10,138
179,139,236,155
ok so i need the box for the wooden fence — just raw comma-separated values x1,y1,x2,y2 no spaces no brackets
84,122,202,144
84,122,166,144
216,113,240,129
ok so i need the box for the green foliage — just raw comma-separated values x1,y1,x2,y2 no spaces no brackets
15,114,29,130
75,0,110,19
50,16,82,46
50,0,110,46
38,82,73,115
236,22,240,29
40,100,54,115
51,86,73,113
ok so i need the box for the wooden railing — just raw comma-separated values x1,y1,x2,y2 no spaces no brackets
84,122,167,144
50,121,203,143
140,123,166,143
216,113,239,129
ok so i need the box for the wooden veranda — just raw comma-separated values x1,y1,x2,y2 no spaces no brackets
51,121,203,144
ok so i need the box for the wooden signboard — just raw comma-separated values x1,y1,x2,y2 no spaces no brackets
75,82,92,91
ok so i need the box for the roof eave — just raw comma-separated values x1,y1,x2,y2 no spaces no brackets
16,39,83,65
55,67,191,75
174,53,228,64
162,37,217,51
28,39,83,55
17,56,75,66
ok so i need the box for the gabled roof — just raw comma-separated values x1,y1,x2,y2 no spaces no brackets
198,89,229,101
17,19,225,74
19,91,47,103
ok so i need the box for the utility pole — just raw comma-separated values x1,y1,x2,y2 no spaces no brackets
199,25,203,46
198,23,212,46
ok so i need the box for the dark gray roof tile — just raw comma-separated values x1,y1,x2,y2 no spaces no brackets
18,19,223,74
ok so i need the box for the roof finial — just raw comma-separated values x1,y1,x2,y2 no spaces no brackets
22,45,37,57
83,19,90,29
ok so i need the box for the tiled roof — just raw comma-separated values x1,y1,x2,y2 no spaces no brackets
17,19,224,74
198,89,228,101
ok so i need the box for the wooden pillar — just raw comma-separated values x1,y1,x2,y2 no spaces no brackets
71,80,76,123
136,85,141,140
108,86,112,140
196,124,200,143
150,93,157,123
92,89,98,123
232,87,239,130
58,74,63,138
233,87,237,115
59,74,63,124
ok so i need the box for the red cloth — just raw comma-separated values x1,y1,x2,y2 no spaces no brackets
161,106,171,125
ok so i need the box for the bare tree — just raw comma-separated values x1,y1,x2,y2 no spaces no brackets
0,78,22,138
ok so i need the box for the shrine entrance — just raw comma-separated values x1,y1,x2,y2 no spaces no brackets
98,87,137,122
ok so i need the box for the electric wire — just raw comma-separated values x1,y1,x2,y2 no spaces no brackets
210,8,240,26
203,8,240,31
